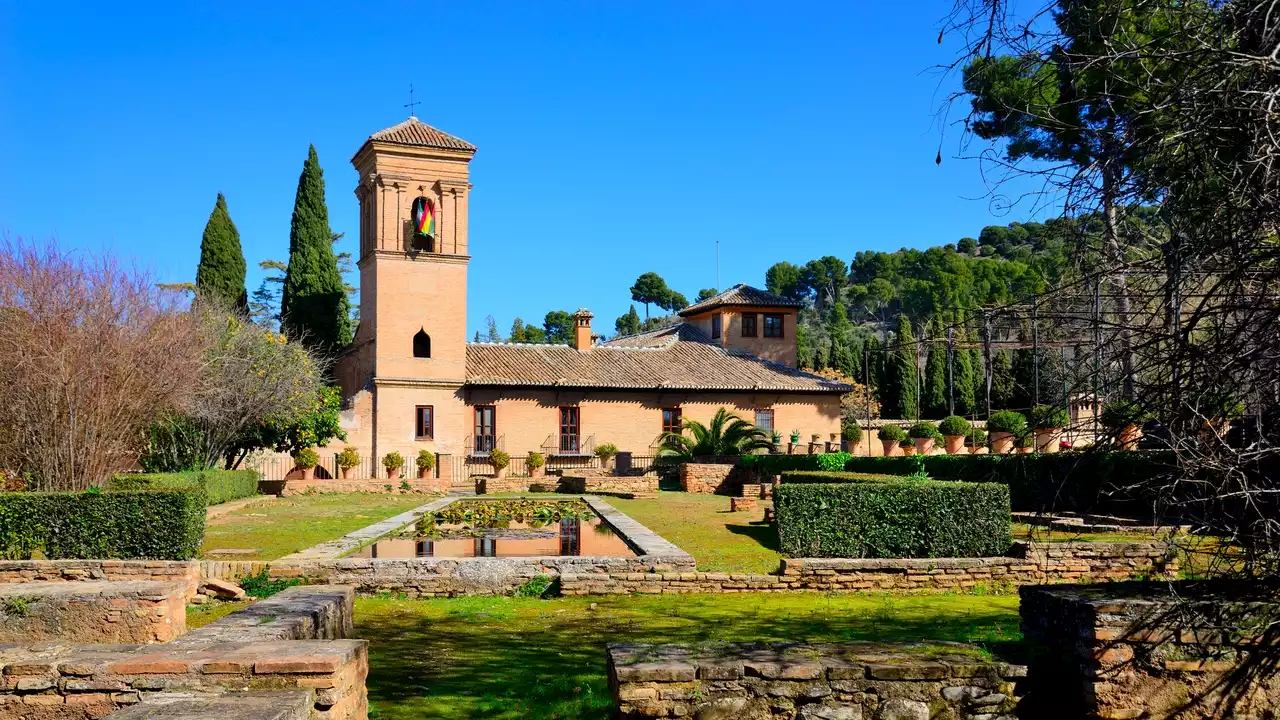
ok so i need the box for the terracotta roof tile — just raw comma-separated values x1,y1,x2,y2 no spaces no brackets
466,327,847,393
678,283,804,317
366,117,476,152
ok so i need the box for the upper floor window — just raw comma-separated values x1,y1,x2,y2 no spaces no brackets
662,408,683,435
416,405,434,439
711,313,722,339
763,313,784,338
413,329,432,358
754,409,775,433
741,313,757,337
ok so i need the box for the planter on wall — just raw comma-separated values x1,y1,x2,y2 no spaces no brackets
387,467,401,481
1016,446,1034,454
418,467,432,479
1035,428,1063,454
989,431,1015,455
902,445,916,456
340,467,355,480
529,465,545,478
914,437,936,455
300,466,315,481
495,466,509,479
881,439,899,457
944,435,965,455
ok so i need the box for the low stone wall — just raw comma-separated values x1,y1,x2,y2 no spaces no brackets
680,463,737,494
558,473,659,495
0,581,186,644
106,690,314,720
475,475,557,494
173,585,353,646
608,641,1024,719
1020,581,1280,719
263,477,450,496
562,541,1175,595
0,560,201,601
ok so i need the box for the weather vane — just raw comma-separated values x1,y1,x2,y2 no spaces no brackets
404,84,421,118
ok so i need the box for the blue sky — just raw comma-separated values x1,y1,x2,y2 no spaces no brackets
0,2,1041,338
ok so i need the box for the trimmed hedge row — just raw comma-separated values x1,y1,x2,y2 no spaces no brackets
110,469,260,506
738,452,852,476
0,490,205,560
841,451,1175,515
775,472,1012,559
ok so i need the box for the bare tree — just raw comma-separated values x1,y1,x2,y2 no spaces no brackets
0,238,201,490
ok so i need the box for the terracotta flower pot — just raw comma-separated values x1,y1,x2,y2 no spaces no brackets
1118,424,1141,451
1016,446,1033,454
417,466,432,479
1034,428,1062,454
300,466,315,481
902,445,916,456
881,439,899,457
340,466,355,480
495,466,508,479
386,466,401,481
913,437,935,455
989,431,1015,455
944,435,965,455
529,465,545,478
966,444,981,455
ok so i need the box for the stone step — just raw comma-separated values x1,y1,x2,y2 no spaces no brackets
105,690,312,720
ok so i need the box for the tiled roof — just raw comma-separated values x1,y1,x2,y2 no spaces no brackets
677,283,804,317
465,325,848,393
366,116,476,152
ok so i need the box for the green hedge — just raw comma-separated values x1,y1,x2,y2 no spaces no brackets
0,490,205,560
841,451,1175,515
738,453,852,476
780,470,903,484
109,469,259,506
775,475,1011,559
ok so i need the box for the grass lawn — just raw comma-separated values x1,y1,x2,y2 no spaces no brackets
608,492,780,573
356,592,1022,720
200,494,428,560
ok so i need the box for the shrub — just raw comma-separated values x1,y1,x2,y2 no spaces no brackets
489,449,511,470
382,451,405,471
841,422,862,444
336,447,360,470
738,453,853,477
938,416,971,437
416,450,436,471
526,451,545,470
294,448,319,469
876,425,906,443
238,568,301,599
986,411,1027,435
965,429,987,446
0,489,205,560
594,443,619,461
907,422,941,440
774,477,1011,558
842,451,1177,516
1100,400,1153,429
815,452,853,471
779,470,903,484
108,469,258,506
1028,406,1070,430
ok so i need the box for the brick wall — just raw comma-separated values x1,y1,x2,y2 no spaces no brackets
1020,582,1280,719
266,477,450,496
558,474,659,495
0,560,200,601
608,641,1024,719
0,581,186,644
679,463,737,494
561,541,1176,596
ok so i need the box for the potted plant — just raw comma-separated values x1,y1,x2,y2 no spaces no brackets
770,430,782,451
938,416,972,455
416,449,435,479
841,421,862,449
788,429,801,454
1014,430,1035,454
594,443,619,471
986,411,1027,455
294,447,319,481
336,447,360,479
1028,405,1070,454
907,421,941,455
1100,400,1152,451
382,451,405,481
877,425,906,456
489,449,511,479
899,438,916,456
965,428,987,454
526,451,545,478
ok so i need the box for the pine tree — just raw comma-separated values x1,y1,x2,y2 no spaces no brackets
280,145,353,355
923,318,948,418
195,193,248,311
885,316,919,419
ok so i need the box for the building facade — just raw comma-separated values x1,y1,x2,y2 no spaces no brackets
333,117,847,472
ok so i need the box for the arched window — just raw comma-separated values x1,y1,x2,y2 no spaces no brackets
413,329,431,358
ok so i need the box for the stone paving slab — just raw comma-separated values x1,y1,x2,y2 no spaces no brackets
105,690,313,720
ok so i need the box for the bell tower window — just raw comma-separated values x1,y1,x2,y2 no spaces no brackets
413,329,431,358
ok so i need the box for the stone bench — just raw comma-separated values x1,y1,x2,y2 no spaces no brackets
173,585,353,646
609,641,1024,719
105,690,313,720
0,581,187,644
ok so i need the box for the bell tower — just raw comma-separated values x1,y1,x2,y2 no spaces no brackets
345,116,476,457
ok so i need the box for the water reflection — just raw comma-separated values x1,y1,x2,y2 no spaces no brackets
353,515,634,559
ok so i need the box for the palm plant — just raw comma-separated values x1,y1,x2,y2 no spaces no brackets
656,407,775,458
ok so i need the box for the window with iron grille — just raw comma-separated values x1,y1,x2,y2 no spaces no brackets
559,407,580,453
754,408,775,433
474,405,495,452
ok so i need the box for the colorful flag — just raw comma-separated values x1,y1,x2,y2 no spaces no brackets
412,196,435,237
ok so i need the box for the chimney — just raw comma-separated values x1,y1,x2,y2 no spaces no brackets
571,308,595,351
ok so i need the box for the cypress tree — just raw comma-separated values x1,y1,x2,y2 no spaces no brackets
195,193,248,311
280,145,353,355
953,329,977,416
991,350,1016,410
886,315,919,420
923,318,948,418
971,346,988,414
